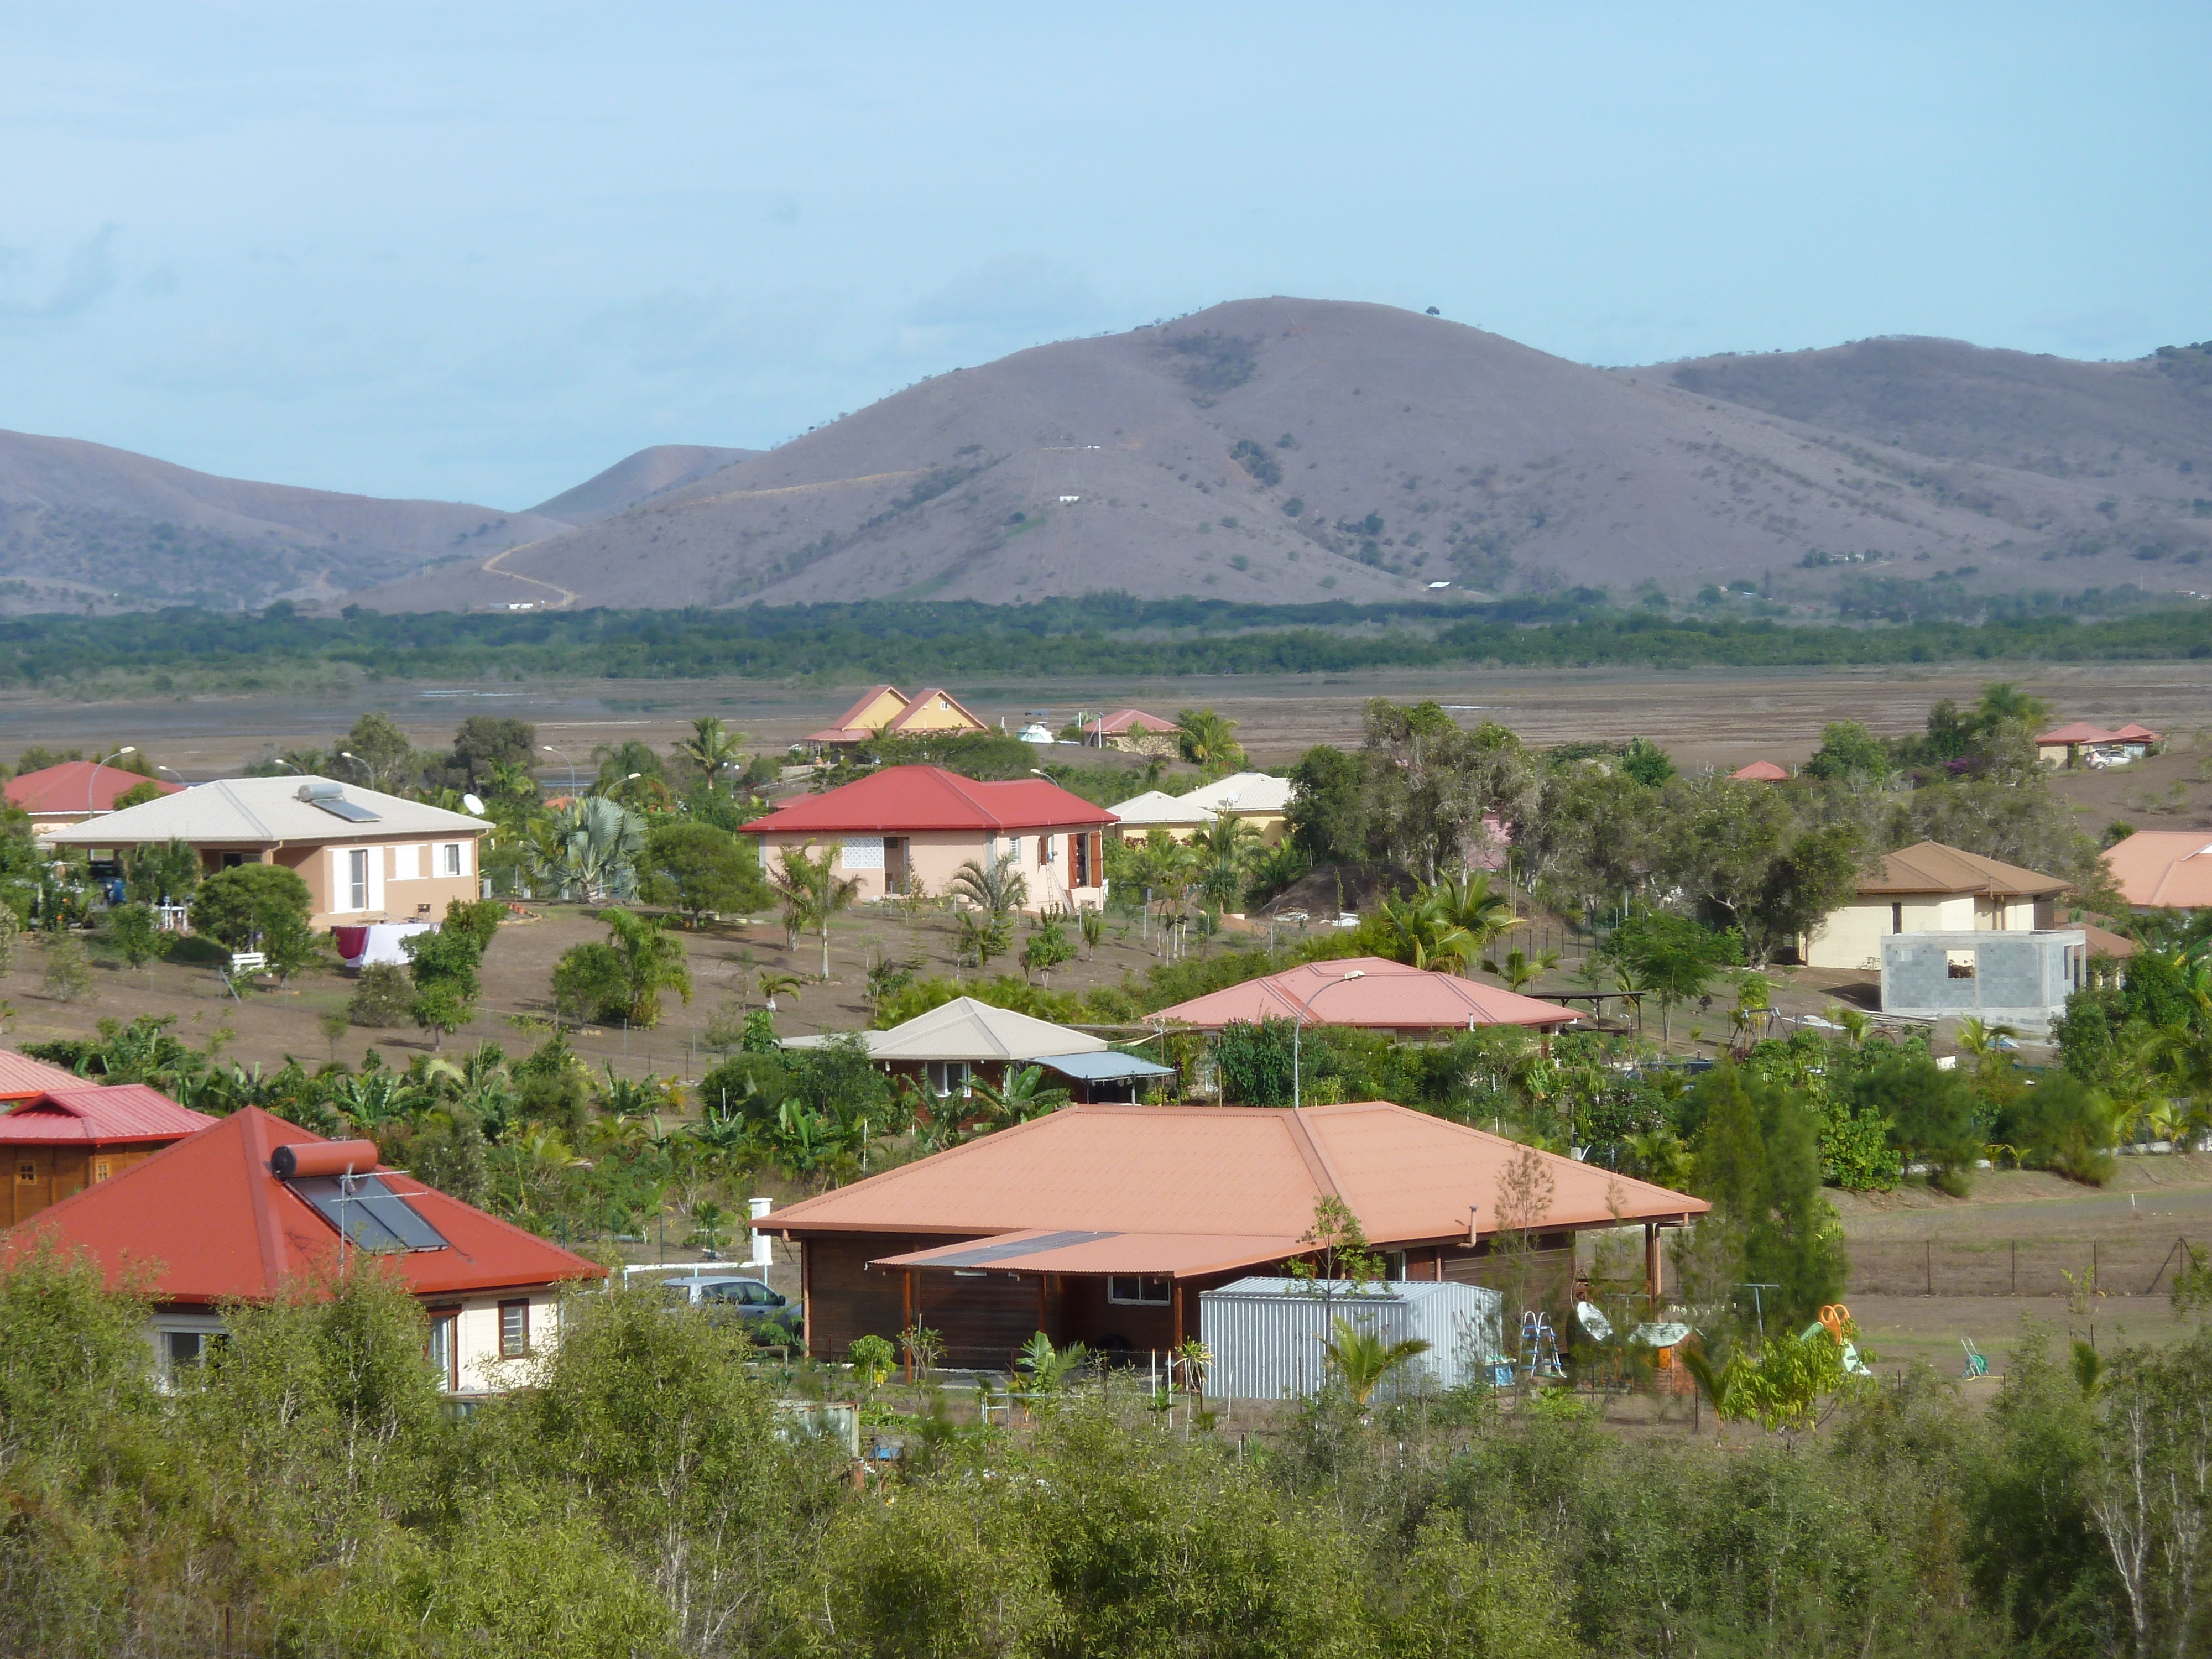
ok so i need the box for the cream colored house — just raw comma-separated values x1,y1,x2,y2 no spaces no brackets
1800,840,2069,972
48,776,490,930
1107,771,1293,846
804,685,992,748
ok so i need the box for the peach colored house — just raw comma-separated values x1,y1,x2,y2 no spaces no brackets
7,759,185,837
740,765,1115,912
805,685,991,748
48,776,491,931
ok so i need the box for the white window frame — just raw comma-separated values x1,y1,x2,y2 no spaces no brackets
1107,1274,1173,1306
392,842,421,881
440,841,466,878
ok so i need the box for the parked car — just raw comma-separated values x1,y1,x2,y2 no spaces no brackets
659,1274,798,1336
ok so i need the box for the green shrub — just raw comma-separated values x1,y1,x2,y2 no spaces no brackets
347,963,414,1027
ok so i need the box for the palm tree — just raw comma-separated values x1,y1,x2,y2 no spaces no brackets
1173,708,1244,771
602,909,693,1028
1956,1016,2019,1068
964,1065,1071,1136
531,796,646,901
1376,891,1476,973
949,855,1030,921
768,843,863,980
681,717,747,793
1192,813,1262,910
1427,872,1524,967
1483,946,1559,993
755,969,803,1012
1321,1313,1432,1408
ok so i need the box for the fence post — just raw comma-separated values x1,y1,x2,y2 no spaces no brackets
1925,1239,1932,1297
2011,1240,2017,1297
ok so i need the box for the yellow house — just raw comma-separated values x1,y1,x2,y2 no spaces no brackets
1800,841,2069,972
804,685,990,748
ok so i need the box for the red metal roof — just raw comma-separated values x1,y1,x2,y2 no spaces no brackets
0,1084,215,1145
4,1106,606,1304
740,765,1117,836
767,1100,1707,1251
2036,722,2121,745
1150,956,1578,1032
1731,760,1789,782
0,1050,95,1100
4,760,184,816
2114,723,2162,742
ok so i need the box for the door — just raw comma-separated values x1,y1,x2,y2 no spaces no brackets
426,1311,459,1392
885,837,909,894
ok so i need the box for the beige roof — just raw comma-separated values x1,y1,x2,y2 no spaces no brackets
2103,831,2212,909
1855,839,2068,899
782,996,1107,1063
1151,956,1577,1032
45,776,488,848
766,1100,1707,1254
1109,772,1293,830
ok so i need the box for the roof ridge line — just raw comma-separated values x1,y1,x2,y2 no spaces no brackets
215,778,280,842
1281,1108,1344,1202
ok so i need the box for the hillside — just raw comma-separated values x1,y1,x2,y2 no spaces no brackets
0,429,570,612
362,300,2212,614
527,444,759,525
1618,336,2212,488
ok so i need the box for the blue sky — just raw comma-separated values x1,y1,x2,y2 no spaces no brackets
2,3,2205,509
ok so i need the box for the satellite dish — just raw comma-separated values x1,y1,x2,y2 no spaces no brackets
462,793,486,816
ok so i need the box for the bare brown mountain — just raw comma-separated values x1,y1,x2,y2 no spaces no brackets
0,429,570,613
1619,336,2212,487
365,300,2212,614
528,444,759,525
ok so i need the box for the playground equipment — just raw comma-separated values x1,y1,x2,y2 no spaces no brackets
1801,1302,1874,1378
1960,1337,1988,1379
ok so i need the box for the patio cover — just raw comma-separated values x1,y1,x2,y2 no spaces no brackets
782,997,1107,1063
873,1227,1305,1280
1032,1050,1176,1084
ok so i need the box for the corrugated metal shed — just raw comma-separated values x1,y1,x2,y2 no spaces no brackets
1199,1277,1505,1401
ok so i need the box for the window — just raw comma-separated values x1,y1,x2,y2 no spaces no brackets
15,1161,34,1186
927,1060,970,1098
499,1299,530,1358
1107,1275,1172,1306
440,842,464,878
1037,833,1052,867
392,843,420,881
426,1311,458,1390
347,848,369,911
91,1157,113,1183
1891,902,1903,934
164,1331,206,1371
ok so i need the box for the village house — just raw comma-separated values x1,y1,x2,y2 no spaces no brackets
804,685,992,749
45,776,492,931
7,758,184,837
763,1100,1707,1370
1799,840,2070,972
3,1082,215,1225
1082,708,1179,756
2035,721,2162,769
4,1106,603,1391
1106,771,1296,846
1731,760,1790,782
739,765,1114,912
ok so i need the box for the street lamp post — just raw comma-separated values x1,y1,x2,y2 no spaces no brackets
336,750,372,787
88,747,137,816
1291,968,1365,1110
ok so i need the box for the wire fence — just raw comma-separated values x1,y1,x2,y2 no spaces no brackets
1845,1233,2199,1299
